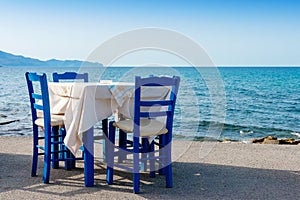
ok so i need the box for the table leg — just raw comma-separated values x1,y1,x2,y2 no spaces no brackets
102,119,108,162
82,127,94,187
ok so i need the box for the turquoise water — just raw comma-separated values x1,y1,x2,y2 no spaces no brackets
0,66,299,142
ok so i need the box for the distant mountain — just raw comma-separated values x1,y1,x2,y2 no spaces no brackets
0,50,102,67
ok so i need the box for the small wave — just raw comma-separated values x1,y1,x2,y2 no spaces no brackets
0,132,26,136
239,130,253,135
0,119,19,125
197,120,300,140
291,132,300,138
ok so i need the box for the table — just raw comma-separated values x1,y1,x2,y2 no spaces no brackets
49,82,135,153
48,81,170,186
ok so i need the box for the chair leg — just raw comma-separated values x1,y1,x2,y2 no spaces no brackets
52,126,59,169
31,126,39,177
165,133,173,188
133,172,140,194
133,135,140,194
59,127,65,160
106,121,116,185
102,119,108,162
83,128,94,187
166,163,173,188
64,149,73,170
70,154,76,169
149,142,156,178
43,131,51,184
59,127,76,170
159,135,166,175
102,119,108,136
118,129,127,162
141,138,149,172
165,142,173,188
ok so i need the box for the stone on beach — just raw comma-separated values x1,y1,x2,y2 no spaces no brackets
252,135,300,145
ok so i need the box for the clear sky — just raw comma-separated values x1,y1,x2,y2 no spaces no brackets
1,0,299,66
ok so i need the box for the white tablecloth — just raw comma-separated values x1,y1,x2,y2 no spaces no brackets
48,82,169,154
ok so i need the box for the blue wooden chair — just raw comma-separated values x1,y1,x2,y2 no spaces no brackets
106,76,180,193
52,72,90,168
53,72,109,162
25,72,78,183
53,72,88,82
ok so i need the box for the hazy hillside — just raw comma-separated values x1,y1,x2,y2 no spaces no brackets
0,50,102,67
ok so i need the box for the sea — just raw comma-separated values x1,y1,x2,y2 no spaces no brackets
0,66,299,142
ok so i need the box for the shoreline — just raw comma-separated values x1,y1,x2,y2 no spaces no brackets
1,134,300,144
1,136,300,199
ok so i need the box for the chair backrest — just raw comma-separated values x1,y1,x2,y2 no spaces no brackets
25,72,51,132
52,72,88,82
134,76,180,137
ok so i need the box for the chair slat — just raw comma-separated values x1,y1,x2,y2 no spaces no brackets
33,103,43,110
139,76,178,86
140,100,173,106
140,111,171,118
27,73,41,81
32,93,42,100
53,72,88,82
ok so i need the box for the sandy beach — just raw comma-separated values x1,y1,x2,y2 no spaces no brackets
0,136,299,199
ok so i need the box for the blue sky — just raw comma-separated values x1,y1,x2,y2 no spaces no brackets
0,0,299,66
